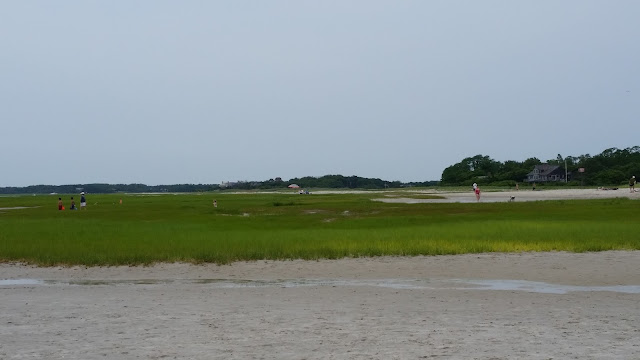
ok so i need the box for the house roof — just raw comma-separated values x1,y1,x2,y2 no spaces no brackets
527,164,562,176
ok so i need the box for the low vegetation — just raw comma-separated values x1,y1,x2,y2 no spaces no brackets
1,192,638,266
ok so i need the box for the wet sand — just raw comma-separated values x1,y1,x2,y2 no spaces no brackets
2,251,640,359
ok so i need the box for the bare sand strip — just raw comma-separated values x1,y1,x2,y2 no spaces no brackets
2,251,639,359
376,187,640,203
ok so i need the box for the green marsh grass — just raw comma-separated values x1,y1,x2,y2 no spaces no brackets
0,193,638,265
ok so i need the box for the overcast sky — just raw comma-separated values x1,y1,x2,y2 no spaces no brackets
1,1,638,187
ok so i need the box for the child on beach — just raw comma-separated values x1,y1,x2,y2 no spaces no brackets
475,186,481,202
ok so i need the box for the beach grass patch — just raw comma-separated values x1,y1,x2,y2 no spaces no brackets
0,193,638,265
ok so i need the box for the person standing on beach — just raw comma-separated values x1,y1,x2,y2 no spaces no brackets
80,192,87,210
475,185,481,202
58,197,63,210
630,176,636,193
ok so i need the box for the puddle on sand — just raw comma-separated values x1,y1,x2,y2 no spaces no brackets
0,279,45,286
449,279,640,294
1,278,639,294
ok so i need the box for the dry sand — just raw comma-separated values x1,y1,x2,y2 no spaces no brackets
374,187,640,203
2,252,639,359
1,189,639,359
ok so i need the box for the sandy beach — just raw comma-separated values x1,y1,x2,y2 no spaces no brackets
1,189,639,359
1,251,639,359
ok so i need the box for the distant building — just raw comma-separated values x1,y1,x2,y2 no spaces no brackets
220,181,245,188
527,164,568,182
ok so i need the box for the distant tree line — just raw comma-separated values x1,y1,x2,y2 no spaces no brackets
0,183,220,195
0,175,439,194
276,175,436,189
440,146,640,186
5,146,636,194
